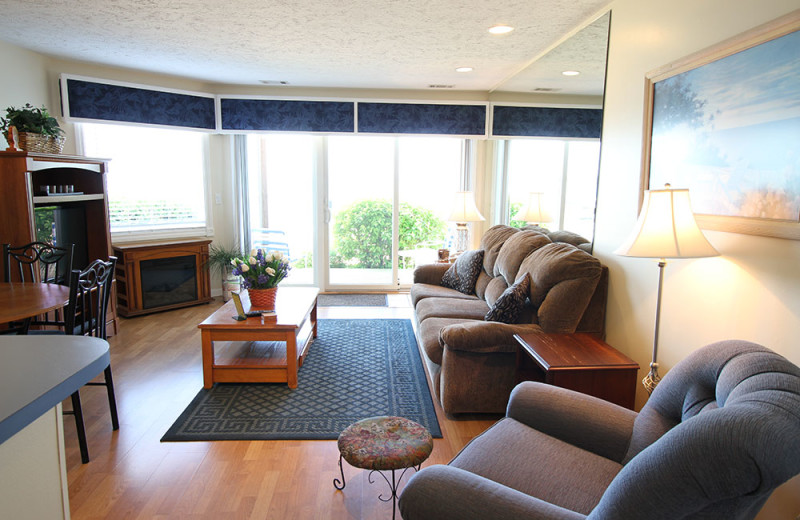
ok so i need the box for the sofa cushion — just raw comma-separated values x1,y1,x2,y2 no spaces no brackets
450,417,621,515
416,297,490,323
485,273,530,324
441,249,484,295
548,229,590,248
519,243,602,333
493,231,552,284
410,283,480,307
483,276,508,308
479,225,519,276
474,270,492,300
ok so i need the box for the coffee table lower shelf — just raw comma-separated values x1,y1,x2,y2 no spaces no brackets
209,322,315,385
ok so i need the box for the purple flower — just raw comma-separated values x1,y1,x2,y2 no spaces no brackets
258,274,268,284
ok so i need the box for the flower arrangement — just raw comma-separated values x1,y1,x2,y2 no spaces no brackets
231,249,291,289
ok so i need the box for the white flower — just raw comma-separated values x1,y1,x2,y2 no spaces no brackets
230,258,238,266
248,256,257,265
264,253,274,262
274,251,284,260
265,267,276,276
240,264,250,272
250,249,257,257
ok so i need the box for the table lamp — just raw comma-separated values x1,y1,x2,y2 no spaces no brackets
448,191,485,253
514,192,552,226
615,184,718,394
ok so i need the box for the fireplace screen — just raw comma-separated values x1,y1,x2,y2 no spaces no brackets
140,255,198,309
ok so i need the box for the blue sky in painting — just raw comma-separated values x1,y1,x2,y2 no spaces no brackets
650,30,800,220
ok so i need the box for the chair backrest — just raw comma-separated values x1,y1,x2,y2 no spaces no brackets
590,340,800,519
3,242,74,285
64,257,117,339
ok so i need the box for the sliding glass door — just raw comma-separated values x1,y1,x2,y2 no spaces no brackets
245,134,465,291
397,138,462,285
246,134,316,285
327,136,396,287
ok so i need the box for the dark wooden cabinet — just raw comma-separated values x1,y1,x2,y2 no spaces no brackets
514,332,640,409
0,151,117,334
112,239,212,317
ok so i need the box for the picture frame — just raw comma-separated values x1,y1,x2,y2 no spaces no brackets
641,11,800,240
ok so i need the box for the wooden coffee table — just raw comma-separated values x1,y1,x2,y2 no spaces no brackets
198,287,319,389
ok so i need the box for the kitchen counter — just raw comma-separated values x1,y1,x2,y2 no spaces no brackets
0,335,110,519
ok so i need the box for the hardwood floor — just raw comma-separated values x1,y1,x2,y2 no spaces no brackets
65,293,499,519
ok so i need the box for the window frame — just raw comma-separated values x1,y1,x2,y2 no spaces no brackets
495,137,600,241
77,122,214,243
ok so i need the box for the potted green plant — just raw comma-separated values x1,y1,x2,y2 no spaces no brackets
206,243,243,301
1,103,65,154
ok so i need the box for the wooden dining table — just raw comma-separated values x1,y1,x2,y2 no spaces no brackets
0,282,71,325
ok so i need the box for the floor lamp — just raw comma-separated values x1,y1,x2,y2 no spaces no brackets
448,191,485,253
615,185,718,394
514,192,552,226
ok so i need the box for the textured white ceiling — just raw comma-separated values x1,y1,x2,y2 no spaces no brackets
0,0,610,93
496,12,609,96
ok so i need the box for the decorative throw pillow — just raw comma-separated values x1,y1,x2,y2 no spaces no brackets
441,249,485,295
485,273,530,324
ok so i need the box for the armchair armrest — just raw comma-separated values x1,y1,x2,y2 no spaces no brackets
439,321,543,354
413,263,451,285
507,382,637,463
399,465,586,520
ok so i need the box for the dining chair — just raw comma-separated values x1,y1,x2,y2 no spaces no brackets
31,257,119,463
3,241,74,284
2,242,74,334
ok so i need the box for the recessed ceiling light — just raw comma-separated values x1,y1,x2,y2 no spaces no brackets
455,67,473,73
488,25,514,35
259,80,290,85
561,70,580,76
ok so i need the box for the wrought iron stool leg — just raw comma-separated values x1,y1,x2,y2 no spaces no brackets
333,454,346,490
368,466,419,520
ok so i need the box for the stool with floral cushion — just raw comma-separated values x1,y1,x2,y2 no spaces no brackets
334,416,433,519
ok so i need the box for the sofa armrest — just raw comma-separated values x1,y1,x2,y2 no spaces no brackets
506,382,637,463
439,321,543,354
413,263,451,285
399,465,586,520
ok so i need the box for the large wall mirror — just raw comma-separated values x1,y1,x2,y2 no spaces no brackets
490,12,611,247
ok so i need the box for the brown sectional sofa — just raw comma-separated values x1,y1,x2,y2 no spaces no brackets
411,225,608,414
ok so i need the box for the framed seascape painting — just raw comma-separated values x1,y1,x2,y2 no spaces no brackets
641,11,800,239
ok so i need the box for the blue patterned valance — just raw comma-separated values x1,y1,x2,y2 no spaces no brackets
63,78,216,130
220,99,355,132
491,106,602,138
358,103,487,136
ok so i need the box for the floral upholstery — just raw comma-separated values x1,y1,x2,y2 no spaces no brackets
338,416,433,471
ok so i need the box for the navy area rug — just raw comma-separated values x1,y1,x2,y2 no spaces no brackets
162,319,441,441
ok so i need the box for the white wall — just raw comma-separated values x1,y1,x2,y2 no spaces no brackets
595,1,800,515
0,40,49,149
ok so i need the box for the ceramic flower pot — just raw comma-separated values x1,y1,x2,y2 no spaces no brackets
248,287,278,310
222,274,240,302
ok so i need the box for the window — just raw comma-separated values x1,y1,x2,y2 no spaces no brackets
80,123,210,237
501,139,600,241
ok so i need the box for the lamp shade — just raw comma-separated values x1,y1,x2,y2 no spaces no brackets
448,191,485,223
615,187,718,259
514,192,552,224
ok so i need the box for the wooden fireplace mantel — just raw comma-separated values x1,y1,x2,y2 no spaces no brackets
112,239,213,317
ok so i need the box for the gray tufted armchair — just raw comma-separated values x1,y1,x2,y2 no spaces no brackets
399,340,800,519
